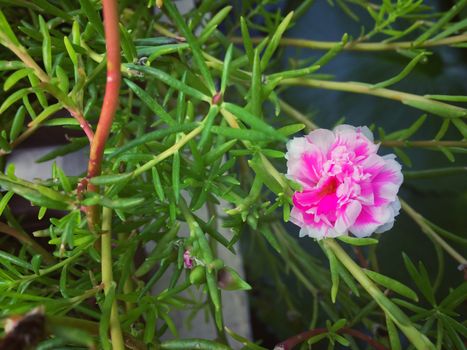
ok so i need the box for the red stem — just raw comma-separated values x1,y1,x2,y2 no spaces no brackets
69,109,94,143
86,0,121,229
274,327,389,350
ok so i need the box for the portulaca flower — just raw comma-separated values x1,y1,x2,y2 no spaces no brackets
286,125,403,239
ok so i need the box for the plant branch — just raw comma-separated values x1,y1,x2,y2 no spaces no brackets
274,327,389,350
278,98,318,131
279,78,467,119
101,207,125,350
86,0,121,230
400,198,467,270
381,140,467,148
324,239,436,350
0,32,94,144
0,221,55,264
230,33,467,51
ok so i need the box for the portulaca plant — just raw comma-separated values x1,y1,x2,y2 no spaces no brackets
0,1,466,350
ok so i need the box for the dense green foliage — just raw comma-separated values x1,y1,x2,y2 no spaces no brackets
0,0,466,349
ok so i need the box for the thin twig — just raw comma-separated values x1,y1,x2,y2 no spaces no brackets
278,98,318,131
274,327,389,350
0,221,55,264
279,78,467,118
400,198,467,270
230,33,467,51
381,140,467,148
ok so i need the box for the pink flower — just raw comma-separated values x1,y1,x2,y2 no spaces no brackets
183,250,194,269
286,125,403,239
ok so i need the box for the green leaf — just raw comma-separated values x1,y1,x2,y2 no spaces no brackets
425,94,467,102
143,305,157,344
414,0,467,45
327,247,340,303
163,0,215,94
82,194,145,210
206,268,223,330
31,0,72,20
0,61,25,71
199,6,232,43
9,105,26,141
160,339,231,350
63,36,78,66
108,122,198,159
402,98,467,119
0,191,14,216
0,88,31,114
37,137,88,162
125,78,175,125
222,103,286,141
277,123,306,136
240,17,254,66
364,269,418,301
385,114,427,140
250,49,262,117
386,313,402,350
172,150,180,203
56,65,69,93
261,11,294,71
0,10,21,45
0,174,73,210
314,33,348,68
0,250,33,270
151,167,165,202
3,68,31,91
402,253,435,305
221,44,233,94
119,23,137,63
55,165,72,192
38,15,52,75
373,52,428,89
337,235,379,246
79,0,104,38
451,118,467,139
211,126,279,142
225,327,268,350
198,105,220,150
248,154,284,194
89,173,133,186
126,64,210,102
330,319,346,332
28,103,63,127
257,225,281,254
204,139,237,164
218,266,252,291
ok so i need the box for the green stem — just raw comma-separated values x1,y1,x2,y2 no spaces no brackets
101,207,125,350
230,33,467,51
324,239,436,350
280,78,467,118
0,221,55,264
382,140,467,148
400,198,467,268
278,98,318,131
132,124,203,177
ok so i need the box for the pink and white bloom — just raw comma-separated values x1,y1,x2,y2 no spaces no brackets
286,125,403,239
183,250,194,269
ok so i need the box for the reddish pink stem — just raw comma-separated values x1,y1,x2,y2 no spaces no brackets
86,0,121,229
274,327,389,350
